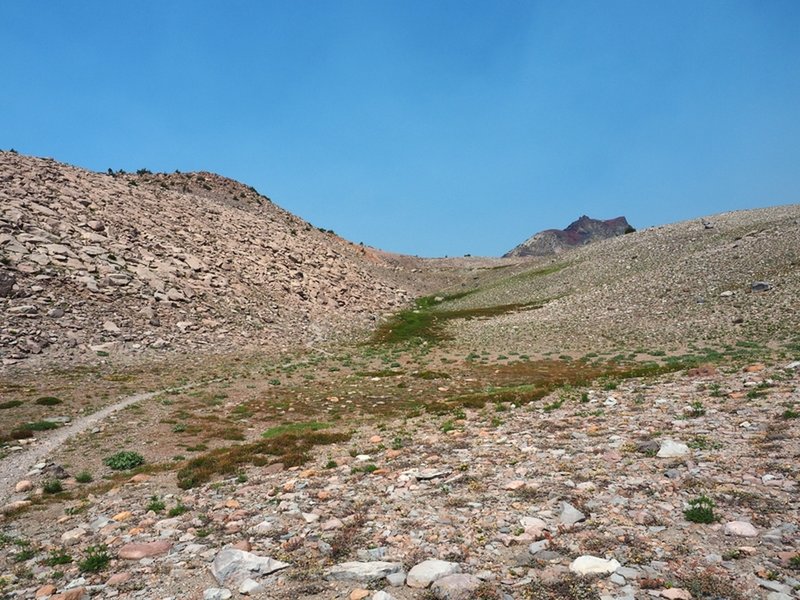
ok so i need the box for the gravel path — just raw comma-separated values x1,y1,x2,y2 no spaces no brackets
0,389,160,505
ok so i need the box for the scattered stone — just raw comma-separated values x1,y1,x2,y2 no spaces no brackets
657,440,690,458
559,501,586,525
661,589,692,600
751,281,772,292
325,561,404,583
203,589,232,600
569,555,621,575
724,521,758,537
106,572,132,586
118,540,172,559
238,578,265,595
406,559,461,588
60,527,87,546
211,547,289,586
14,480,33,493
431,573,482,600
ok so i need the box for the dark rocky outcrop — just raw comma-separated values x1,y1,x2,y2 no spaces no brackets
504,215,633,257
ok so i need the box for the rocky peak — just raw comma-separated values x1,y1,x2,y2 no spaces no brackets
504,215,633,257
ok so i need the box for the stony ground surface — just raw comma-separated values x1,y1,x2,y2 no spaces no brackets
443,204,800,357
1,360,798,599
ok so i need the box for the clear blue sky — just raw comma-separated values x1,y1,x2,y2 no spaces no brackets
3,1,799,257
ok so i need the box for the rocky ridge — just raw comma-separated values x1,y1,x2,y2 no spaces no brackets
504,216,632,258
0,152,417,367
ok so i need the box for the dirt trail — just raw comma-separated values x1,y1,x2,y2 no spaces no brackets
0,390,162,505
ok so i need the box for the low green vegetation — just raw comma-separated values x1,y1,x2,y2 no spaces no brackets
103,451,145,471
684,495,716,523
263,421,330,439
75,471,93,483
79,544,110,572
177,429,350,489
35,396,62,406
370,291,548,346
43,479,63,494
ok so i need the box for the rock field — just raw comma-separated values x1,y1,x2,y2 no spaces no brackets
1,361,798,599
0,152,423,367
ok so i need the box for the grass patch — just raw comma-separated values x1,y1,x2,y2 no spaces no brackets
177,430,350,489
370,292,548,346
263,421,330,438
20,420,60,431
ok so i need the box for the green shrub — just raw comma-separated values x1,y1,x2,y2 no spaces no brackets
79,545,110,572
43,479,63,494
684,495,716,523
46,549,72,566
35,396,62,406
146,495,165,513
75,471,93,484
0,401,23,409
103,451,145,470
168,503,187,517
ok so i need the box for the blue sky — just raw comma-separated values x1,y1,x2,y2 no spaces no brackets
2,1,799,256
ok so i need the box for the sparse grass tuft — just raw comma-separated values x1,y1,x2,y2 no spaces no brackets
263,421,330,438
177,430,349,489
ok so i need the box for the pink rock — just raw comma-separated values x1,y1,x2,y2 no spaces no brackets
504,480,526,490
35,585,57,598
51,588,89,600
106,572,132,586
661,589,692,600
15,480,33,493
118,539,172,559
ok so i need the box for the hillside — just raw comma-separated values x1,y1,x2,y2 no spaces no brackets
504,215,633,257
1,153,799,600
0,152,429,367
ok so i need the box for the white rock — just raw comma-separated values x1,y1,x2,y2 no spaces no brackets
559,501,586,525
657,440,689,458
203,589,232,600
406,559,461,588
238,578,264,595
211,547,289,586
372,592,397,600
724,521,758,537
431,573,482,600
569,555,621,575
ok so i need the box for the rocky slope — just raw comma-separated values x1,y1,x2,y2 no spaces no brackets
0,152,421,367
504,216,633,258
443,204,800,358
